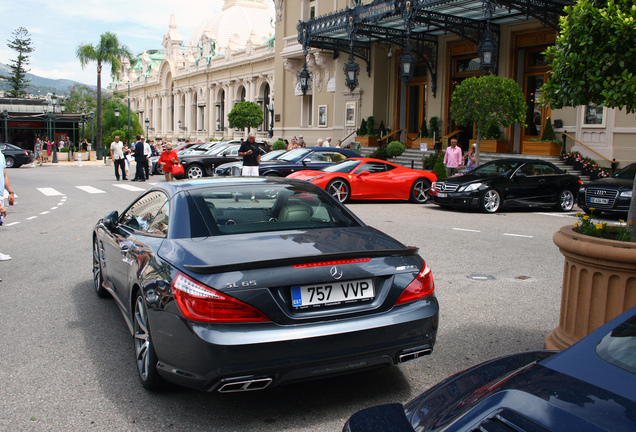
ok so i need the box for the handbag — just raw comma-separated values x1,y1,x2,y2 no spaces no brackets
171,163,184,176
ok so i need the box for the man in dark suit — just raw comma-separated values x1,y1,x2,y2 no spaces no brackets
132,135,146,182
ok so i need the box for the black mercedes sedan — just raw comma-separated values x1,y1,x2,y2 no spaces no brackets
429,158,582,213
578,162,635,216
1,143,34,168
92,178,439,392
214,149,288,176
344,304,636,432
258,147,359,177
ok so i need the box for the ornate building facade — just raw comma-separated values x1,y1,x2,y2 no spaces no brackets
110,0,275,143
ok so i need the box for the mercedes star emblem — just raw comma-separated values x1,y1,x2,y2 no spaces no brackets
330,266,343,280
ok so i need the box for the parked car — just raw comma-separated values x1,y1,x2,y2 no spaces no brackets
151,143,203,174
257,147,358,177
344,304,636,432
0,143,34,168
178,141,270,179
429,158,582,213
92,177,439,391
578,162,636,216
214,149,288,176
288,157,437,204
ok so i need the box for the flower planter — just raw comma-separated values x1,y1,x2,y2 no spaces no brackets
355,136,379,147
521,140,561,156
74,153,89,161
544,225,636,350
470,139,508,153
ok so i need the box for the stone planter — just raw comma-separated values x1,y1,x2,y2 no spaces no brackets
522,140,561,156
470,139,508,153
74,152,89,161
544,225,636,350
356,136,378,147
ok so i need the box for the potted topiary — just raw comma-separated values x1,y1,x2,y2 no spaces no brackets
386,141,405,158
355,117,379,147
433,150,447,180
272,140,286,151
522,117,562,156
469,124,508,153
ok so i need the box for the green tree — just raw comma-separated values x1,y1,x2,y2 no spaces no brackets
65,84,97,115
0,27,35,98
228,101,263,131
100,93,143,148
76,32,132,156
450,76,526,166
272,140,286,151
539,0,636,239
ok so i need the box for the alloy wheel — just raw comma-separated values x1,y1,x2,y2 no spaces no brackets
559,190,574,211
5,157,15,168
327,179,350,203
482,189,501,213
92,240,108,297
187,165,204,178
134,296,151,382
411,179,431,203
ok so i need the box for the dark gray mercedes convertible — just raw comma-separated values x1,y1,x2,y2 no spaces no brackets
92,177,439,392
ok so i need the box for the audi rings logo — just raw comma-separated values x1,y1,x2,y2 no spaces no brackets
330,266,344,280
594,190,607,195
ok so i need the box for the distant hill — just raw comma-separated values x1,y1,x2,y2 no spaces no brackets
0,62,100,96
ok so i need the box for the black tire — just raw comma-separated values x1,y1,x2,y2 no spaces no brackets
410,178,431,203
480,189,501,213
555,190,575,212
92,239,109,298
133,291,163,390
187,164,204,179
327,179,350,203
5,156,15,168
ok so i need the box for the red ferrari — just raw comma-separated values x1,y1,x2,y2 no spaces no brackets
287,157,437,203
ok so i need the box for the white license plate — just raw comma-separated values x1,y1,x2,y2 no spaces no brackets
590,197,609,204
291,279,374,308
437,192,447,198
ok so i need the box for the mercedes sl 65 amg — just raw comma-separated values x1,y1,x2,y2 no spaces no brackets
92,177,439,392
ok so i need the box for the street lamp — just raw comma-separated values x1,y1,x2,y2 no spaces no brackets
1,109,8,144
478,0,498,74
114,107,120,130
398,50,417,85
343,59,360,92
51,94,59,164
297,65,311,95
89,112,95,156
145,118,150,139
127,82,131,145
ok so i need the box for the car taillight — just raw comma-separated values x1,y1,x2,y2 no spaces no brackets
24,151,28,156
172,272,270,323
395,263,435,305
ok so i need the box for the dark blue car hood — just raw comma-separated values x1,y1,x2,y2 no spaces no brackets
158,226,414,274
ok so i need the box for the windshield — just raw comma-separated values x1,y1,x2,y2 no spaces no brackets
596,313,636,375
322,159,361,173
472,160,523,176
614,163,636,180
205,145,233,156
278,148,311,162
262,150,286,162
187,182,359,237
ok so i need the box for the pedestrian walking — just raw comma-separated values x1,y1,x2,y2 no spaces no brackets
239,132,262,202
316,138,324,147
0,150,15,261
443,138,463,177
110,135,127,181
463,143,476,172
143,137,152,178
132,135,146,182
324,137,332,147
158,143,179,182
123,143,131,178
34,138,43,166
298,135,305,147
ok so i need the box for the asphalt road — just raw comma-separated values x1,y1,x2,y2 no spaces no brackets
0,164,616,431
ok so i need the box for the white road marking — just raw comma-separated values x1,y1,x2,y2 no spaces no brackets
51,207,58,210
76,186,106,194
4,222,20,226
57,203,64,206
503,233,533,238
535,212,577,218
40,211,50,215
113,184,146,192
26,216,38,220
37,188,64,196
453,228,481,233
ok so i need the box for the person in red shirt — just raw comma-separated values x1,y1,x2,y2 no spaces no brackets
158,143,179,182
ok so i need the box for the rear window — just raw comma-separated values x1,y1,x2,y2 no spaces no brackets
187,182,360,237
596,313,636,375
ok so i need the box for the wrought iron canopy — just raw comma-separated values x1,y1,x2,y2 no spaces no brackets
297,0,571,95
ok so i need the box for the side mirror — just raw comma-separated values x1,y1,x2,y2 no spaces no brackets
514,172,527,179
302,158,311,165
357,170,371,177
103,211,119,230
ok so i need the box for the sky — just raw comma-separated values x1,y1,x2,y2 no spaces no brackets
0,0,270,87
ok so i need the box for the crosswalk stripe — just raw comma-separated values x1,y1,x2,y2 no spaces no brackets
3,190,18,199
113,184,146,192
26,216,38,220
4,222,20,226
37,188,64,196
76,186,106,194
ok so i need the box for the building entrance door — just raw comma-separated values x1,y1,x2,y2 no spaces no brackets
521,71,550,142
406,81,427,141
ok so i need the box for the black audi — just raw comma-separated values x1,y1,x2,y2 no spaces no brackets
429,158,582,213
1,143,34,168
578,162,635,216
92,178,439,392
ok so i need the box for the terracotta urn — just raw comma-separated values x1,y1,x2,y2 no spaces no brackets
545,225,636,350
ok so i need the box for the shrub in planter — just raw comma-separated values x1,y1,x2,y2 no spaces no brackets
378,121,386,137
428,117,440,138
366,116,376,136
541,118,558,142
386,141,405,157
433,150,447,179
272,140,286,151
484,124,502,140
423,151,439,169
419,120,429,138
368,147,388,160
358,119,368,136
60,147,70,153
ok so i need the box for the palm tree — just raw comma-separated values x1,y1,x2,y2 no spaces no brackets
76,32,131,158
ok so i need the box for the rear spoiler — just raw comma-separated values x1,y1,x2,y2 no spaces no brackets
183,247,419,274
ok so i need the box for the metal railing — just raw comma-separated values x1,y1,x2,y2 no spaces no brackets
562,132,618,171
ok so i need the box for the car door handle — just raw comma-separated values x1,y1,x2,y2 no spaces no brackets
120,246,130,254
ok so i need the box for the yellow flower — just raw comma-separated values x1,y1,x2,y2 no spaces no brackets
575,222,580,226
577,212,582,217
596,224,603,230
589,207,595,211
619,219,625,223
583,215,590,220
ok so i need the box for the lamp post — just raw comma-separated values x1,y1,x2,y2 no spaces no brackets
266,103,274,138
343,59,360,92
51,94,58,164
298,65,311,95
89,112,95,158
114,107,120,130
127,82,131,145
398,50,417,85
145,118,150,139
1,109,7,143
478,0,498,74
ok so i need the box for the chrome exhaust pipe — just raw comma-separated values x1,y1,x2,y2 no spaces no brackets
217,377,273,393
398,347,432,363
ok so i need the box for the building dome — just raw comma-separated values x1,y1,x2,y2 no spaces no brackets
186,0,273,52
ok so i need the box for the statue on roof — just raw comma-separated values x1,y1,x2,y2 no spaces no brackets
194,43,204,68
205,39,217,66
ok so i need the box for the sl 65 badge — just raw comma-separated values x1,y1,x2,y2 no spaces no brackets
225,280,257,288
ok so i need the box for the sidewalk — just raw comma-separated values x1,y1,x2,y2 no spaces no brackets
31,155,109,167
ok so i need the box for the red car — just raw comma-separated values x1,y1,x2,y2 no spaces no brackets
287,157,437,203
